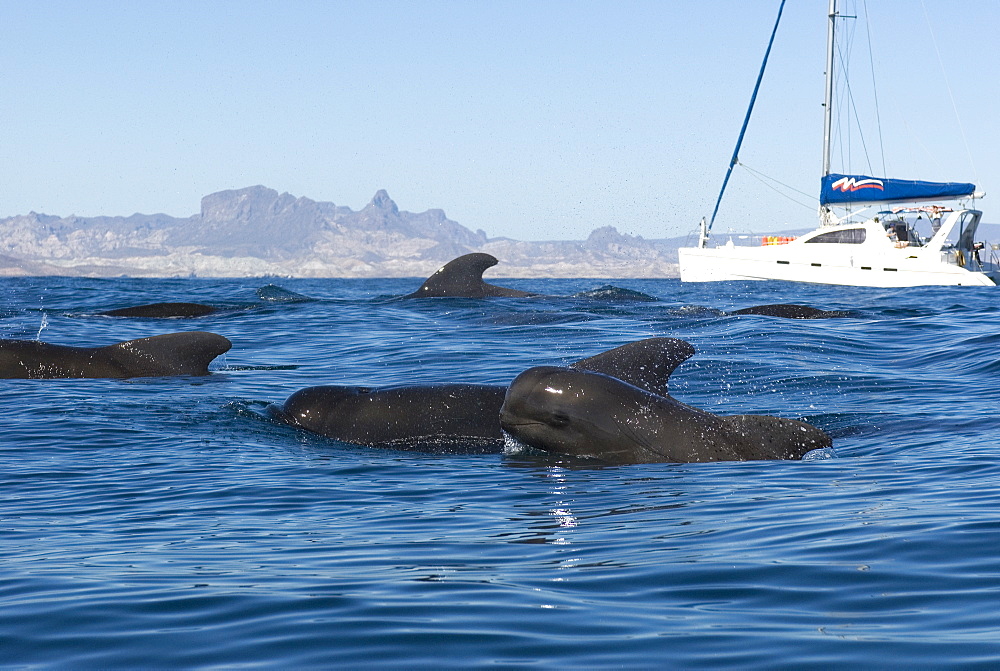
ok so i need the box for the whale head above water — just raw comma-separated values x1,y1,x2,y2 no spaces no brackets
404,253,536,298
500,365,831,465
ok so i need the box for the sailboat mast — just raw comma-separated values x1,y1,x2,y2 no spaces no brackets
821,0,836,178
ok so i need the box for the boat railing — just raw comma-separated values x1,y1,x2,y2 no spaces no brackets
943,242,998,271
684,230,797,248
983,243,999,271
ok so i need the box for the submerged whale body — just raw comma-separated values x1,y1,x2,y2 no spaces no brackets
404,253,536,298
730,304,851,319
273,337,696,450
255,285,313,303
0,331,231,379
100,302,218,318
500,357,831,465
572,285,658,302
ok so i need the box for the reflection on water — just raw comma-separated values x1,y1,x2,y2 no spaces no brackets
546,467,578,545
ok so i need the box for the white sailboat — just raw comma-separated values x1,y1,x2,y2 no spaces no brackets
678,0,999,287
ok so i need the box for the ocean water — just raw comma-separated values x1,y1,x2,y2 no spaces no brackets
3,275,1000,669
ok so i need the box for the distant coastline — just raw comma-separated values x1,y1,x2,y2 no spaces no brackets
0,186,688,279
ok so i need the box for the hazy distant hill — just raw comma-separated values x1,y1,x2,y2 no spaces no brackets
0,186,686,278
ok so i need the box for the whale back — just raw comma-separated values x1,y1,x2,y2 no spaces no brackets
277,384,507,448
720,414,832,460
405,253,535,298
730,304,850,319
0,331,231,379
100,302,218,318
0,340,92,378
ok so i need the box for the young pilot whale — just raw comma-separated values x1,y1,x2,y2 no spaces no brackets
0,331,231,379
404,253,536,298
271,337,696,450
499,362,831,465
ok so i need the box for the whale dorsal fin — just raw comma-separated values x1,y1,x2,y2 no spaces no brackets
104,331,231,377
571,337,695,396
406,253,535,298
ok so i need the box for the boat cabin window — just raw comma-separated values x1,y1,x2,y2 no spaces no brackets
805,228,866,244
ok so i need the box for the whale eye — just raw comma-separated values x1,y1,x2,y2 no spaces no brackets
548,412,570,428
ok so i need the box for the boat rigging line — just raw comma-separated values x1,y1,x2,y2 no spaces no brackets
860,0,887,178
736,161,817,212
919,0,978,187
834,25,880,178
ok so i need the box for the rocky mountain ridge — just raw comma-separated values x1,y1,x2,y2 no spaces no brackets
0,186,684,278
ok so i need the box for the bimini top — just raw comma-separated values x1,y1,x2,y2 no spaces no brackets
821,173,976,206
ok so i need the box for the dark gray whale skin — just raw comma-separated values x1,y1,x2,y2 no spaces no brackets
100,302,218,318
404,253,536,298
499,366,831,465
275,384,508,451
0,331,231,379
730,304,851,319
273,337,696,449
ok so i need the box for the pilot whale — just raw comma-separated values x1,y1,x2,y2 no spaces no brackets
0,331,231,379
272,337,695,450
404,253,536,298
100,302,218,318
499,357,831,465
729,304,851,319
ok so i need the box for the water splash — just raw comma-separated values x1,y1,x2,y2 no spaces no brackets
502,430,530,455
802,446,837,460
34,312,48,340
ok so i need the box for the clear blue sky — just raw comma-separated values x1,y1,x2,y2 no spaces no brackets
2,1,997,240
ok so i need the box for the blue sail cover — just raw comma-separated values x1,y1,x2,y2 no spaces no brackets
821,173,976,205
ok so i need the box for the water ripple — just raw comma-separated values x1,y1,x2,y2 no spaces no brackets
4,276,1000,667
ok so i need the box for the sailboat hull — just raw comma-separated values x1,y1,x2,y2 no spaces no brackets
678,243,998,287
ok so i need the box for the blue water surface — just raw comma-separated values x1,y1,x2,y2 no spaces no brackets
2,276,1000,669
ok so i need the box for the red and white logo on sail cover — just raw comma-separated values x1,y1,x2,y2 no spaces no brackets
831,176,884,192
